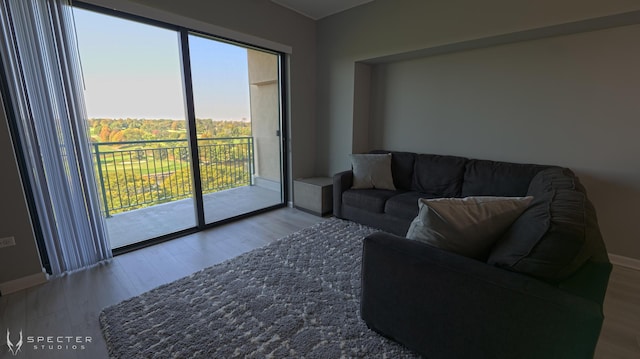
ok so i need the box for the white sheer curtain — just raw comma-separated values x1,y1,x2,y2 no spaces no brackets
0,0,112,274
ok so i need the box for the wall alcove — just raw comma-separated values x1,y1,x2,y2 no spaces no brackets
347,9,640,259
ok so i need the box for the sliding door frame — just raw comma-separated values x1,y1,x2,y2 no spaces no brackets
69,2,289,254
178,30,205,229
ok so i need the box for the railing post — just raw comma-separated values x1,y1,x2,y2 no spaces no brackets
94,143,110,218
249,137,255,186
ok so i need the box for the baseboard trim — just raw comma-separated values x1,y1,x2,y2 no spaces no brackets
609,254,640,271
0,270,48,295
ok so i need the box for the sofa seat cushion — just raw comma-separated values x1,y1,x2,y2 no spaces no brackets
411,154,467,197
342,189,398,213
461,159,550,197
489,168,592,283
384,191,436,219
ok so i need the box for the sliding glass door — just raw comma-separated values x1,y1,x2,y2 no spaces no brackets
74,5,285,249
188,34,283,224
75,8,196,248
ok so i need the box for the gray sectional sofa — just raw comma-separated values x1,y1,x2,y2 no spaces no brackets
333,150,611,359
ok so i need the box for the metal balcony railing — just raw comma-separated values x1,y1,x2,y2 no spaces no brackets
92,137,254,217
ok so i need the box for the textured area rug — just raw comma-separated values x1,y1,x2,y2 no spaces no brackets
100,218,418,358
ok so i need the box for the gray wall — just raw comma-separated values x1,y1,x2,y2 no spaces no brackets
316,0,640,260
0,98,43,284
317,0,640,174
370,24,640,259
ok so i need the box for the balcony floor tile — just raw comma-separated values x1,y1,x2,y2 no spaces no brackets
105,185,281,249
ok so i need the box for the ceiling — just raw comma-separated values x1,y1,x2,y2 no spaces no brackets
271,0,374,20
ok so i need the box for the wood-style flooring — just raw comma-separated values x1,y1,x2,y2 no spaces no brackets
0,207,638,358
0,208,322,359
596,265,640,358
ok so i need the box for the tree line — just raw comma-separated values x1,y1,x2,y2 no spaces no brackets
89,118,251,143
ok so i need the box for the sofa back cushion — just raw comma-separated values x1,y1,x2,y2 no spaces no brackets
371,150,416,190
411,154,467,197
461,159,549,197
488,168,594,283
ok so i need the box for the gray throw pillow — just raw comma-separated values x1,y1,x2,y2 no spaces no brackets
349,153,396,190
406,196,533,259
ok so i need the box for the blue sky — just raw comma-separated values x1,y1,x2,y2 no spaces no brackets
73,7,250,121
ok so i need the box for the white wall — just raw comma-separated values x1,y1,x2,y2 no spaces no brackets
316,0,640,260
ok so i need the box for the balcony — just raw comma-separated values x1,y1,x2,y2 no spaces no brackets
93,137,281,248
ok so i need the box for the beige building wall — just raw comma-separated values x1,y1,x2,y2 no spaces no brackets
248,49,281,188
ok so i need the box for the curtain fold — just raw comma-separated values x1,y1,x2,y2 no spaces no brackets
0,0,112,274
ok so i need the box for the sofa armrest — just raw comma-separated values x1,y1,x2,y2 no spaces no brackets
333,170,353,218
361,232,604,359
